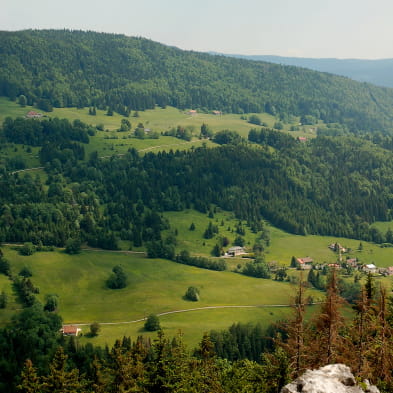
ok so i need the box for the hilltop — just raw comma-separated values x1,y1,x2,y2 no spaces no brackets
216,53,393,88
2,29,393,133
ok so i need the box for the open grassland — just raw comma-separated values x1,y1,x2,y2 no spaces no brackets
0,246,323,347
165,209,393,269
1,214,392,346
0,97,321,170
0,97,316,159
371,219,393,233
87,133,214,158
0,274,20,326
78,306,295,349
0,144,41,168
163,209,259,256
267,226,393,268
0,97,272,134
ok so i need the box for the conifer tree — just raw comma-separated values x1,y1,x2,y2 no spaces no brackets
192,334,224,393
280,274,307,377
307,270,345,367
41,347,84,392
367,285,393,386
18,359,41,393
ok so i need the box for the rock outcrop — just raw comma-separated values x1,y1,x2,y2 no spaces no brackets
281,364,379,393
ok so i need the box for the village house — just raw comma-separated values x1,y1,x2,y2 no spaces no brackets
212,110,222,115
345,258,358,268
362,263,377,274
227,246,246,257
380,266,393,276
61,325,82,336
187,110,197,116
297,137,307,142
327,263,341,269
25,110,43,119
297,257,313,270
328,242,347,253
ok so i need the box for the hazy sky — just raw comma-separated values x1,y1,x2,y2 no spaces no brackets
2,0,393,59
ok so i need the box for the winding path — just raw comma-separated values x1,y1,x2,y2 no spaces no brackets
66,303,320,327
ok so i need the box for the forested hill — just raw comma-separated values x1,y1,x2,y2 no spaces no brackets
2,30,393,133
218,53,393,89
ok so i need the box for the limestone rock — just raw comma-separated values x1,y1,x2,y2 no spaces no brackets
281,364,379,393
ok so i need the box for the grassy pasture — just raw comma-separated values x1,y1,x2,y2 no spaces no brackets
164,209,393,269
0,246,322,347
267,225,393,268
0,274,20,326
163,209,259,256
371,219,393,234
78,306,295,349
0,97,315,158
1,211,392,347
0,97,271,134
0,97,320,168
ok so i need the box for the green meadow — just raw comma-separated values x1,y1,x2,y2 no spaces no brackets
2,208,393,347
164,209,393,268
0,246,323,347
0,97,316,161
266,226,393,266
163,209,259,255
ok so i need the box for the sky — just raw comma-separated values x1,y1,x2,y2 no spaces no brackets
2,0,393,59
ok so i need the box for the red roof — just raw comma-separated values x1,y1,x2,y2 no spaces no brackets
297,257,313,264
62,325,79,335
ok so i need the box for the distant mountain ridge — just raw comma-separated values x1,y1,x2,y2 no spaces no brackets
2,30,393,132
213,53,393,88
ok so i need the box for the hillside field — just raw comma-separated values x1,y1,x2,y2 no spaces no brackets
164,209,393,268
0,246,322,348
2,209,393,347
1,98,393,349
0,97,316,162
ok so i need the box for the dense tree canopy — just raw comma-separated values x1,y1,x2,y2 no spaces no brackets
2,124,393,247
2,30,393,132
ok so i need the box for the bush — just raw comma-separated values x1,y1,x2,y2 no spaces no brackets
185,286,200,301
19,243,35,256
19,266,32,277
65,238,81,254
0,291,7,309
248,114,262,125
0,257,10,276
90,322,100,337
144,314,160,331
44,294,58,312
107,265,127,289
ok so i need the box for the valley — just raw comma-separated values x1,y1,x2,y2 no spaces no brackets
1,29,393,391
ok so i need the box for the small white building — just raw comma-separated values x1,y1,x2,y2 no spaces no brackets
297,257,313,270
227,246,246,257
363,264,377,274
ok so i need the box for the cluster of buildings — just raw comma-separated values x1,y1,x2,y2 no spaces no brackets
295,242,393,276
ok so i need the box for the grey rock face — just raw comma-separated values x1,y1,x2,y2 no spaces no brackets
281,364,379,393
